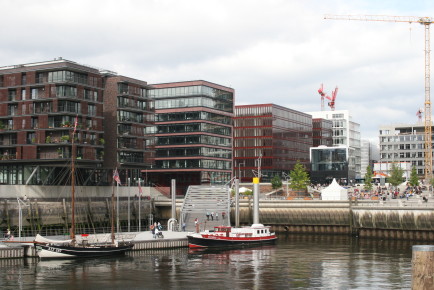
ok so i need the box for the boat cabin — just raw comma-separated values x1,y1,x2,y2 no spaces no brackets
207,225,272,238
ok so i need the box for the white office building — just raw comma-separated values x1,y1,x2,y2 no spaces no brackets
379,123,433,177
307,110,362,179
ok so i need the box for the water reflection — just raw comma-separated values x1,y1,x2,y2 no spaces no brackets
0,235,417,289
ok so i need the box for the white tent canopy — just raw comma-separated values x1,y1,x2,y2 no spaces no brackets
239,187,251,193
321,178,348,201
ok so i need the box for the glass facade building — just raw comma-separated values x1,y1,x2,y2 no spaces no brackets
147,81,234,194
312,118,333,147
234,104,312,182
310,146,354,185
307,110,361,179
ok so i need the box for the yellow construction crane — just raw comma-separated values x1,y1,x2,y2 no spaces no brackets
324,14,434,182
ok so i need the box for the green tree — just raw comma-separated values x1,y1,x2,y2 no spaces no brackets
364,165,373,191
409,166,419,187
289,160,310,190
388,163,404,187
271,175,283,190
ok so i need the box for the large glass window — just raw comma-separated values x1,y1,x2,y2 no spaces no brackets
58,101,81,113
151,85,233,113
157,111,231,125
311,148,348,171
34,102,52,114
55,86,77,98
48,71,88,85
118,110,143,123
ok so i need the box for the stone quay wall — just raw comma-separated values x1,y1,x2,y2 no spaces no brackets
3,185,434,241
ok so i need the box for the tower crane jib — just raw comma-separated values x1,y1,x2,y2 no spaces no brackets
324,14,433,182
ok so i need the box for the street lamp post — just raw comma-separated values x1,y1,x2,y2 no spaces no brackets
17,197,28,240
282,172,290,198
238,161,245,181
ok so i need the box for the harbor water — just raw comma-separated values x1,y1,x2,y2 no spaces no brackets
0,234,416,289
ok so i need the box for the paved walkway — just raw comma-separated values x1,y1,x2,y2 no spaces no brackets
132,230,189,241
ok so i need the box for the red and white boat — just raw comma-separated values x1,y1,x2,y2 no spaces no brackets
187,223,277,248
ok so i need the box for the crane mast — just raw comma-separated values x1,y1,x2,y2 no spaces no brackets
325,14,434,182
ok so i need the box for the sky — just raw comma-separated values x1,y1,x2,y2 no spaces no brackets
2,0,434,144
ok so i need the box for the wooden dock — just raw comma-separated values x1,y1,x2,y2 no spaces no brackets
0,232,189,259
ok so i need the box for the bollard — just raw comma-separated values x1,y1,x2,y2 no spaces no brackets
412,245,434,290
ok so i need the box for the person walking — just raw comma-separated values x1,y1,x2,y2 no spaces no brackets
216,212,219,221
211,212,214,221
150,224,156,238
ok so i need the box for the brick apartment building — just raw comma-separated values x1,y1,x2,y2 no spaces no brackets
0,58,154,185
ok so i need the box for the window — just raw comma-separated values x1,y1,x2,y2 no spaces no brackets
118,83,128,94
56,86,77,98
88,104,96,116
48,71,87,85
8,89,16,101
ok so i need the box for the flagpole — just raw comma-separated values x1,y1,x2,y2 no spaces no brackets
138,178,141,232
128,177,131,233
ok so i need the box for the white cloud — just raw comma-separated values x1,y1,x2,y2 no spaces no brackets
1,0,434,143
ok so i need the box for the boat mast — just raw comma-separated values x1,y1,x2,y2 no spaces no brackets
71,117,77,244
111,176,115,245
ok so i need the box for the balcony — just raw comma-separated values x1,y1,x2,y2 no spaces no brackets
119,142,138,149
119,157,144,163
57,106,80,114
0,154,16,160
0,139,17,146
35,77,48,84
30,89,47,99
34,107,52,114
119,116,143,123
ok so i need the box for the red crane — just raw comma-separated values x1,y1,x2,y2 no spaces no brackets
318,84,338,111
318,84,326,111
326,87,338,111
417,108,423,122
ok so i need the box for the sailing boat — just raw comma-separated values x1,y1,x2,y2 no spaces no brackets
35,117,133,258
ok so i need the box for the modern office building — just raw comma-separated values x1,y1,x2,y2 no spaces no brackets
146,81,234,194
379,123,433,178
310,145,354,185
372,161,411,181
0,58,155,185
307,110,361,180
234,104,312,182
312,118,333,147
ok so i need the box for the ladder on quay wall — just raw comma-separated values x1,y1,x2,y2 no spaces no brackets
179,185,231,232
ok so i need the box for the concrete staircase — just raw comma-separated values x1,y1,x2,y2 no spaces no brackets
180,185,231,232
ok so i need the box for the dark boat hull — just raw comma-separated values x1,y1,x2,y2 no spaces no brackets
35,243,133,259
187,235,277,249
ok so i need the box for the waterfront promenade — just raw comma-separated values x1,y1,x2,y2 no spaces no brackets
0,230,190,258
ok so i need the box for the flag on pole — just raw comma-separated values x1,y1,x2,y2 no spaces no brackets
138,182,143,197
73,115,78,134
113,168,121,185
